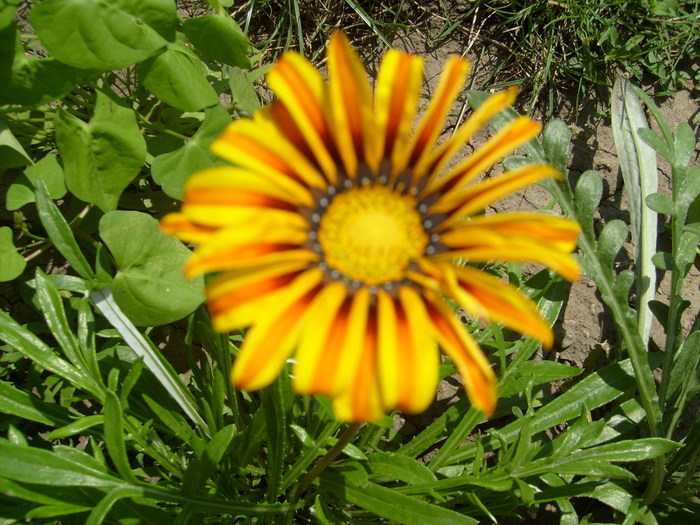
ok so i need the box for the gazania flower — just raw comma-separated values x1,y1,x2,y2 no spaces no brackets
162,32,580,422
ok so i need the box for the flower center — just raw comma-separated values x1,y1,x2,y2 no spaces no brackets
318,185,428,285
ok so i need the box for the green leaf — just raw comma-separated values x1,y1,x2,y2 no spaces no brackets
33,180,95,281
183,14,251,69
0,120,32,172
0,441,122,487
47,415,105,440
228,67,261,116
0,379,73,427
637,128,671,163
55,91,146,212
666,330,700,404
0,226,26,281
182,425,235,496
321,471,477,525
542,119,571,175
596,219,628,270
366,452,437,485
151,104,230,199
99,211,204,326
6,154,66,210
103,390,139,484
673,121,696,169
500,360,582,398
574,170,603,235
645,192,677,216
652,251,677,271
86,486,143,525
30,0,168,70
575,438,679,462
139,43,219,112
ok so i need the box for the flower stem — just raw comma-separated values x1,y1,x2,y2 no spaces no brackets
295,422,362,497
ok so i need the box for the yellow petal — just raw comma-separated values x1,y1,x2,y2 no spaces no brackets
434,164,559,223
399,56,469,178
376,290,400,409
424,293,497,416
333,287,371,393
439,263,554,347
293,281,348,394
232,268,323,390
184,223,316,279
211,118,325,197
206,261,310,332
266,51,338,183
374,50,424,172
424,87,519,188
395,287,439,413
429,116,542,204
160,212,217,244
326,31,377,176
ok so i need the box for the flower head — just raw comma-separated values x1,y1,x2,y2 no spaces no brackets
162,32,580,422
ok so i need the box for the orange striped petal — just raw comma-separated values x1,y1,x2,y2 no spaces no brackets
332,307,384,423
439,263,553,347
211,117,325,196
441,213,581,253
232,269,323,390
266,51,337,183
184,224,316,279
160,212,217,244
425,293,497,416
206,261,310,332
401,56,469,179
429,116,542,203
424,87,519,188
374,49,424,171
376,290,401,409
435,164,559,225
293,281,348,395
326,31,377,176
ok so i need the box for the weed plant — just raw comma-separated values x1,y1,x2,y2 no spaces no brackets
0,0,698,523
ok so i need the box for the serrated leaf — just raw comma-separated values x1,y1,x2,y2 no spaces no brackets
99,211,203,326
55,91,146,212
183,14,250,69
0,226,26,281
30,0,168,70
139,43,218,112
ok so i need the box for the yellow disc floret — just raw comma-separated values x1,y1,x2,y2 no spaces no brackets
318,185,428,285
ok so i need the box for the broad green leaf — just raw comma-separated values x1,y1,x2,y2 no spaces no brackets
183,14,251,69
679,167,700,209
0,226,26,281
0,379,73,427
651,251,677,271
542,119,571,175
645,192,677,216
673,121,696,169
228,67,261,116
117,0,177,41
6,154,66,210
55,91,146,212
33,179,95,281
0,441,122,487
30,0,168,70
181,425,235,496
590,482,657,525
99,211,204,326
0,120,32,172
151,104,230,199
574,170,603,236
321,471,477,525
366,452,437,485
596,219,628,270
139,43,218,111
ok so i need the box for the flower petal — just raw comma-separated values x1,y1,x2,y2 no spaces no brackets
293,281,348,395
206,261,310,332
160,212,217,244
401,56,469,179
424,293,497,416
438,263,554,347
266,51,338,182
232,268,323,390
374,49,424,171
327,31,377,177
428,116,542,203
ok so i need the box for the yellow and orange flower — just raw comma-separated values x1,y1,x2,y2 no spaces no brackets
162,32,580,422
